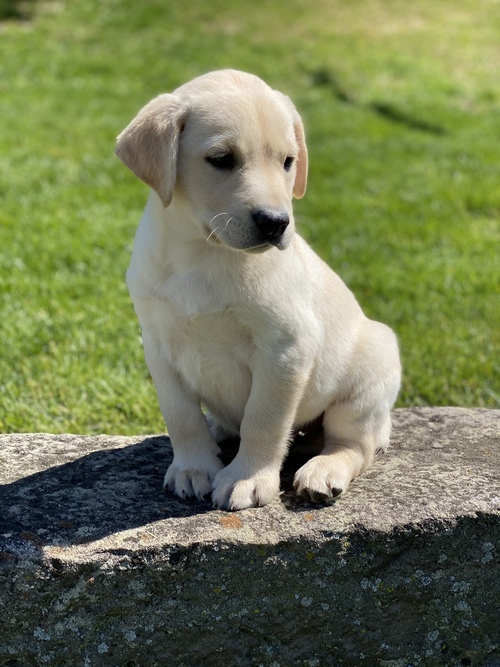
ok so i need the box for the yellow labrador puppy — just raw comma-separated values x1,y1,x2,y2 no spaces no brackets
116,70,401,510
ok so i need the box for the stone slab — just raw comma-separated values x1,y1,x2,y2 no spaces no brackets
0,407,499,666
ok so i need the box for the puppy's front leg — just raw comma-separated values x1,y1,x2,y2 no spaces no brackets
161,378,224,500
212,352,308,510
143,338,224,500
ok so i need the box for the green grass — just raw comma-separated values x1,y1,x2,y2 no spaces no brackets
1,0,498,434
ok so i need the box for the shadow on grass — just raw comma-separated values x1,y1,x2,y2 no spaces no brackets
310,67,446,135
369,101,445,135
0,0,34,21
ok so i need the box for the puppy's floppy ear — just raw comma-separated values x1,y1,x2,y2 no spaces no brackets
274,91,308,199
115,94,188,207
291,108,308,199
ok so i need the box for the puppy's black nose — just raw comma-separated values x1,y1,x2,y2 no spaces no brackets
252,209,289,241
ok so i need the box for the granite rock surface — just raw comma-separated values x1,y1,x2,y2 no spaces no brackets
0,407,498,666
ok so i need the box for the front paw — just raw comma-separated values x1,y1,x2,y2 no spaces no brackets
164,453,224,501
211,461,280,510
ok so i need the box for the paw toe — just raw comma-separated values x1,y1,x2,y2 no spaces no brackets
164,458,224,501
293,456,350,503
212,469,279,510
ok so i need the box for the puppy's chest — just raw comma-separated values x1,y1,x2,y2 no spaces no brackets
162,305,254,393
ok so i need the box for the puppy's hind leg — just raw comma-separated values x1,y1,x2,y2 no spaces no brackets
293,321,401,502
293,401,391,502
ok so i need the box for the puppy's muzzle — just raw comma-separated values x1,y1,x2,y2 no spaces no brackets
252,209,290,247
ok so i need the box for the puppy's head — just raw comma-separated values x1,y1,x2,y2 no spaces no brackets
116,70,308,252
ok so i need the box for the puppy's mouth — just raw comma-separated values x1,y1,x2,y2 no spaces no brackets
203,214,291,252
245,234,291,252
207,236,288,253
244,243,274,254
267,237,288,251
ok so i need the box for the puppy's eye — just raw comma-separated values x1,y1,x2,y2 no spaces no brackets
284,156,295,171
206,154,236,171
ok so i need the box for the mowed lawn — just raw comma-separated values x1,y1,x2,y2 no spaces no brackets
0,0,498,434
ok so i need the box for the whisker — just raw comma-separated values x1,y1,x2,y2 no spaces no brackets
206,225,223,243
209,212,229,225
206,214,234,244
222,217,233,232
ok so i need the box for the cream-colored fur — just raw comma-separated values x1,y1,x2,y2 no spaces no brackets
116,70,401,510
